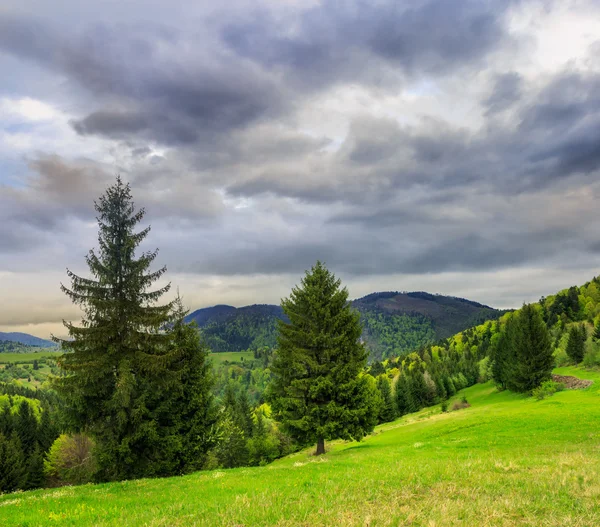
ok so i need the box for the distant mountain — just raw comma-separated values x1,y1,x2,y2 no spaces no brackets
0,332,57,348
186,292,504,360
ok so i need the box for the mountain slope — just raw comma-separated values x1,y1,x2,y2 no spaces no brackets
4,368,598,526
185,293,503,359
0,332,56,348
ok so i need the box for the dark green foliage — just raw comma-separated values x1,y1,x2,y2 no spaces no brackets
16,400,38,455
268,261,378,454
491,316,516,390
53,178,213,481
358,310,436,361
0,432,27,492
186,306,283,352
156,299,217,474
395,374,416,416
507,304,554,393
376,376,396,423
566,324,586,364
25,445,45,490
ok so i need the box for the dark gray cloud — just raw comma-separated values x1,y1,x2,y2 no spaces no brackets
3,0,600,328
484,72,523,114
222,0,512,87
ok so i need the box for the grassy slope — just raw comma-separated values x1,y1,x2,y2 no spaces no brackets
2,368,600,526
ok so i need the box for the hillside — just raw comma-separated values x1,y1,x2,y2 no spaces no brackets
185,292,503,359
0,332,56,348
3,367,598,526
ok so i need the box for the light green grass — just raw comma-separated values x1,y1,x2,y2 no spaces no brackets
2,369,600,526
208,351,254,367
0,351,62,364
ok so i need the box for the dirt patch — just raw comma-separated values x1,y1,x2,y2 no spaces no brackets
552,374,593,390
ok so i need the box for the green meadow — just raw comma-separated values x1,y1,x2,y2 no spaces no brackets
1,366,599,526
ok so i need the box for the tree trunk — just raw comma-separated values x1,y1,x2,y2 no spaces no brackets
315,437,325,455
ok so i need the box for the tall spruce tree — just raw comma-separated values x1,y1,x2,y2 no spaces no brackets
507,304,554,393
268,261,378,455
53,177,175,481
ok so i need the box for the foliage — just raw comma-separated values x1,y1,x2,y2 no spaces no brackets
0,390,59,492
566,324,586,364
44,434,96,486
268,261,378,455
532,380,565,401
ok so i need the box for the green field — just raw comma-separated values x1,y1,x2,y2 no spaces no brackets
1,366,599,526
208,351,254,367
0,351,62,364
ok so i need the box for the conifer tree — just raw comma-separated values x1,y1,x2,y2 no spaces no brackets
395,374,416,416
0,432,27,492
566,324,586,364
16,400,38,455
376,375,397,423
268,261,378,455
160,298,217,474
53,177,174,481
507,304,553,393
491,316,516,390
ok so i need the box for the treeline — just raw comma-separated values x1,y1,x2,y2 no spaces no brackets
364,277,600,427
0,340,34,353
0,388,60,492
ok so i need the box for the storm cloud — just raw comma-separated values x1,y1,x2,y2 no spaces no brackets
2,0,600,337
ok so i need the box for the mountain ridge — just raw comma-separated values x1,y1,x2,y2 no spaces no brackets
186,291,505,359
0,332,57,348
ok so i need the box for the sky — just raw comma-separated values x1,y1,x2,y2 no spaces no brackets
2,0,600,339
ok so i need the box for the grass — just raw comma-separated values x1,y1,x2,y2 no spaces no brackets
2,368,600,526
208,351,255,367
0,350,62,364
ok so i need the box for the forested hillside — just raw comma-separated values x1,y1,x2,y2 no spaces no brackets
186,292,503,359
374,276,600,420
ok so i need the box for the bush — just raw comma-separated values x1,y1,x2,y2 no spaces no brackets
44,434,96,486
440,401,448,413
532,380,566,401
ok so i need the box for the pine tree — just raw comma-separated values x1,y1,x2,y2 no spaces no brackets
268,261,378,455
160,298,217,474
395,374,416,416
507,304,554,393
566,324,586,364
0,432,27,492
16,400,38,455
25,444,45,490
376,376,397,423
53,177,174,481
